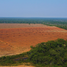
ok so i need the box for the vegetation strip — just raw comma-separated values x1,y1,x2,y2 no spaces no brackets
0,18,67,30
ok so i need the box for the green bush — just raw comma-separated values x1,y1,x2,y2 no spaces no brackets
28,39,67,67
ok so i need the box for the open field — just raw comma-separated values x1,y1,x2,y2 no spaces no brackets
0,24,67,57
0,23,47,29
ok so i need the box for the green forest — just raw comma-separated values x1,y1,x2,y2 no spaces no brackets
0,39,67,67
0,18,67,30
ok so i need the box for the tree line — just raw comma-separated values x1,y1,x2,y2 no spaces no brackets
0,18,67,30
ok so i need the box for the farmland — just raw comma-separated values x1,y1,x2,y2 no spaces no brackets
0,24,67,57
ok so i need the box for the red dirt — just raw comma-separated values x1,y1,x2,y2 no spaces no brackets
0,24,67,57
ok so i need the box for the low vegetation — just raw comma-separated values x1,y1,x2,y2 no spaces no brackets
43,21,67,30
0,39,67,67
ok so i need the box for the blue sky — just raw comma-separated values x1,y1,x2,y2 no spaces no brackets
0,0,67,18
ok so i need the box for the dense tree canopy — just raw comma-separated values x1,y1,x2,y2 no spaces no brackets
28,39,67,67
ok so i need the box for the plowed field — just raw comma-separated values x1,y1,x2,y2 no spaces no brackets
0,24,67,57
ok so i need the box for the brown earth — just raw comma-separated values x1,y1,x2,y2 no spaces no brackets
0,24,67,57
0,23,48,29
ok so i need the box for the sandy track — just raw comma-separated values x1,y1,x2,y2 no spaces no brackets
0,24,67,57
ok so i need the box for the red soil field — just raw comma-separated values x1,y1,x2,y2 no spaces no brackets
0,24,67,57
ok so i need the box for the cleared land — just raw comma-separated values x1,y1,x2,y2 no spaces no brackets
0,24,67,57
0,23,47,29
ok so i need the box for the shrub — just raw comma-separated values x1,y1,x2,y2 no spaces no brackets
28,39,67,67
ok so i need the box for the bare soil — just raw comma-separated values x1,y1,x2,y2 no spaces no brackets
0,24,67,57
0,23,47,29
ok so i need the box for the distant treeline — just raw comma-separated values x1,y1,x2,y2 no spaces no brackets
0,17,67,30
43,21,67,30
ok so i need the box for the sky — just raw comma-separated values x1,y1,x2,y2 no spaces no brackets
0,0,67,18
